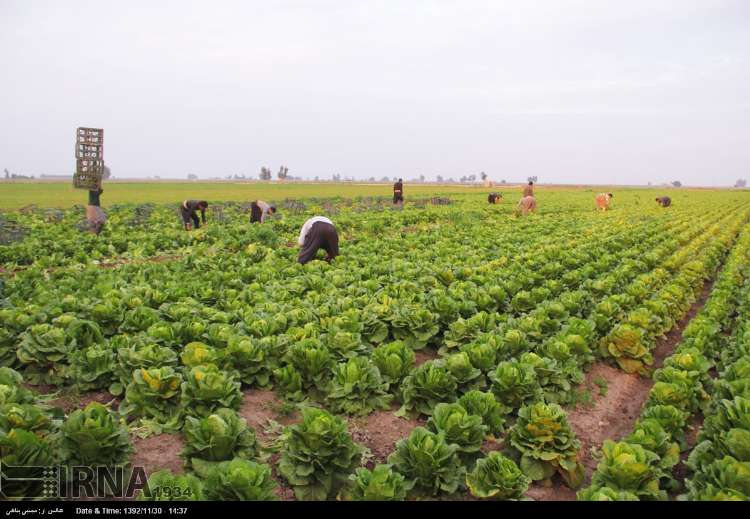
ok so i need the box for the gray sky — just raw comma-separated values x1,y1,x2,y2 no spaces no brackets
1,0,748,185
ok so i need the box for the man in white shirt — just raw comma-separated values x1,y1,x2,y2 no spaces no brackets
250,200,276,223
297,216,339,264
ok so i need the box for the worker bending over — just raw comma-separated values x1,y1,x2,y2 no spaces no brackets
250,200,276,223
656,196,671,207
298,216,339,265
523,181,534,197
181,200,208,230
595,193,614,211
86,188,106,235
516,196,537,216
393,178,404,205
488,193,502,204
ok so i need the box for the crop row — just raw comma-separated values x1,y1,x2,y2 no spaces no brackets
578,223,750,500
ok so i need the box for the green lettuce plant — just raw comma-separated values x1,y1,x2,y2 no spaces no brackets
278,407,363,500
465,451,530,500
60,402,133,467
582,441,667,501
326,356,392,416
180,365,242,418
337,464,407,501
508,402,584,488
427,403,487,455
457,390,506,437
203,459,278,501
387,427,465,496
181,408,258,475
371,341,415,389
397,361,458,417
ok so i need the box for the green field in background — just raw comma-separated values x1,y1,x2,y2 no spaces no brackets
0,181,515,209
0,181,742,211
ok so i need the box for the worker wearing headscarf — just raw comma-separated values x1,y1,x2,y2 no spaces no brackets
181,200,208,230
250,200,277,223
595,193,613,211
298,216,339,265
516,195,537,216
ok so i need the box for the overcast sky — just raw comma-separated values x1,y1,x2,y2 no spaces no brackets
1,1,748,185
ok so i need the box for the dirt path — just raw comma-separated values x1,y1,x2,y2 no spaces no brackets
526,281,714,501
131,433,185,477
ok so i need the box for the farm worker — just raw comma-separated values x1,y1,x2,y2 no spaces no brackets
393,178,404,205
488,193,502,204
595,193,613,211
181,200,208,230
250,200,276,223
86,187,106,235
523,181,534,197
516,196,537,216
298,216,339,265
656,196,671,207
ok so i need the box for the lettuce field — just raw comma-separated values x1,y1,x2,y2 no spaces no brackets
2,186,750,501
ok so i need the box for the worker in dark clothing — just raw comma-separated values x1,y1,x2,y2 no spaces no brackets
488,192,502,204
656,196,671,207
181,200,208,230
393,178,404,205
298,216,339,265
250,200,276,223
523,181,534,197
86,188,106,235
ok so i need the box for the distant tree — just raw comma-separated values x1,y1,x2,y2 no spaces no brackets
314,176,319,182
381,176,390,182
735,179,747,188
647,181,652,186
419,174,425,183
459,176,467,183
259,167,272,181
480,172,487,181
501,179,506,184
187,174,198,180
277,166,289,180
447,177,455,183
468,174,476,182
369,176,376,182
527,176,538,183
332,174,341,182
3,168,8,179
102,164,111,179
671,180,682,188
436,175,444,183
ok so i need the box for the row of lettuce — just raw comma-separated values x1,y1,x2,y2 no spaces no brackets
0,364,566,501
577,226,750,501
0,207,730,436
1,200,748,500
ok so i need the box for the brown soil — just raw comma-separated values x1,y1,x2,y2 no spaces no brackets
670,413,704,499
526,280,714,501
238,388,301,443
347,406,424,465
238,388,300,501
131,433,185,477
414,347,440,366
36,386,119,414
